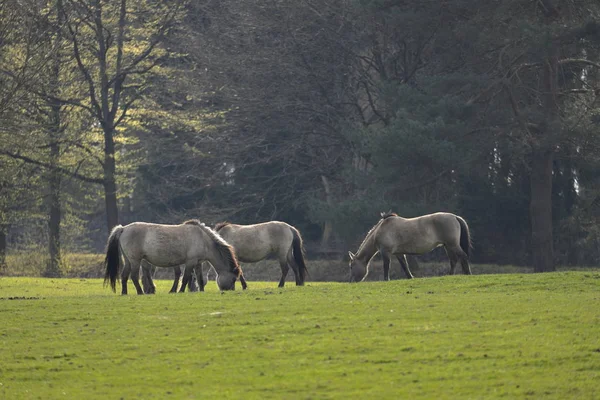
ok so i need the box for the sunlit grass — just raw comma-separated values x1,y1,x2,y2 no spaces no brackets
0,272,599,399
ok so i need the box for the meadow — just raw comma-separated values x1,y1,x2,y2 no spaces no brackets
0,272,599,399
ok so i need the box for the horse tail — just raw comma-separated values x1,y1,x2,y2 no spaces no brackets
104,225,124,292
291,227,309,283
456,216,471,257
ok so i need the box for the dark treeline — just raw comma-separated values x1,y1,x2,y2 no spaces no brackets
1,0,600,276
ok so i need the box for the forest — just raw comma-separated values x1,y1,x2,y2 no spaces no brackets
1,0,600,277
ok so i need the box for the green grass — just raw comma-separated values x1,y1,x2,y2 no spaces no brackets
0,272,599,399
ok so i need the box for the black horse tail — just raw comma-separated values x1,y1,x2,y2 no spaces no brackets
456,216,471,257
291,228,309,284
104,225,124,292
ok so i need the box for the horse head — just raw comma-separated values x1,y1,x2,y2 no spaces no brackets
348,251,368,282
216,272,237,291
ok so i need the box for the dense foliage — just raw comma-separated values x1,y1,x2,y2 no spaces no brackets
2,0,600,272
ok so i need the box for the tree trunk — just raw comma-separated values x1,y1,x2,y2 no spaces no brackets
530,148,555,272
528,33,559,273
45,85,62,277
320,175,333,246
121,195,132,225
45,147,62,277
44,0,63,278
0,225,7,274
103,131,119,232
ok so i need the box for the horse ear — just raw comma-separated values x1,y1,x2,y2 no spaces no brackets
348,251,355,261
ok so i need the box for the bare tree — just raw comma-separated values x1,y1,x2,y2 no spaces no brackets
60,0,186,231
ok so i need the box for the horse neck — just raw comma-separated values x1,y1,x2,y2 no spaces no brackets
188,224,222,270
200,230,237,275
356,229,379,263
205,245,227,272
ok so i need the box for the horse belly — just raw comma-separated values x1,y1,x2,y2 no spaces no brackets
391,237,443,255
410,242,443,254
225,232,276,263
233,243,272,263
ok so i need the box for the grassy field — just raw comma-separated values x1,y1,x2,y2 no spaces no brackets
0,272,599,399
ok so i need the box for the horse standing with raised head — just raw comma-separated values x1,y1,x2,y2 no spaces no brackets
103,220,244,294
348,212,472,282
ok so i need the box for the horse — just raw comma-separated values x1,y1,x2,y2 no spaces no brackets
348,211,472,282
146,220,309,292
103,219,245,295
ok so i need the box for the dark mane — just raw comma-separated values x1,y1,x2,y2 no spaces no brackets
183,219,202,225
214,221,231,232
218,242,243,277
380,211,398,219
196,223,243,277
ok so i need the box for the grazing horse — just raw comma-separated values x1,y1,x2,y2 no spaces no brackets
206,221,308,287
103,220,244,295
348,212,472,282
149,220,309,292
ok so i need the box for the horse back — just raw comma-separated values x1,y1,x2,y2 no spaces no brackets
120,222,206,266
378,213,460,254
218,221,294,262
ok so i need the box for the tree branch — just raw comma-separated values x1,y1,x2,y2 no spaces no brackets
0,150,103,184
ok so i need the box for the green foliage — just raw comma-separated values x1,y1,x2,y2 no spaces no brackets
3,0,600,268
0,273,599,398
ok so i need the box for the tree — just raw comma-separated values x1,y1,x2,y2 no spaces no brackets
475,2,600,271
145,0,359,238
319,1,600,270
0,1,58,272
60,0,186,231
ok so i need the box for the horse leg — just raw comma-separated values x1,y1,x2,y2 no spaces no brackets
188,271,199,292
458,249,472,275
188,264,201,292
194,263,205,292
286,249,303,286
290,260,302,286
396,254,414,279
292,263,302,286
170,266,182,293
183,263,201,292
180,264,193,293
181,261,201,292
141,262,156,294
278,259,289,288
121,258,132,295
445,247,459,275
129,262,145,295
382,252,391,281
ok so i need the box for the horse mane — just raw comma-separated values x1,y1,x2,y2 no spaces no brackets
356,218,383,254
195,222,242,277
355,211,398,255
214,221,231,232
380,211,398,219
183,219,202,226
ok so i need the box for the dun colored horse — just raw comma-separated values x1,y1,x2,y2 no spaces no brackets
349,212,471,282
103,220,244,294
198,221,308,288
145,220,309,292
